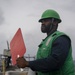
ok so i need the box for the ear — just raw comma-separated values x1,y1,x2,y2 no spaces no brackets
53,21,58,25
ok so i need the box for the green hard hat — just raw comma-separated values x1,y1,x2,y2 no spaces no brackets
39,9,61,23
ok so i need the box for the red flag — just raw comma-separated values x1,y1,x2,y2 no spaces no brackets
10,28,26,65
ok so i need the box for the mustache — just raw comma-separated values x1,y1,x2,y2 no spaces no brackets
41,24,46,27
42,24,45,26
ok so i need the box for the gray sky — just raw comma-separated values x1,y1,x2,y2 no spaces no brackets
0,0,75,59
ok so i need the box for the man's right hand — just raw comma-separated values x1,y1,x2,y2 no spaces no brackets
16,57,29,68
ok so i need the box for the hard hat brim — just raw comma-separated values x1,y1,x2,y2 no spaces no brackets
39,18,61,23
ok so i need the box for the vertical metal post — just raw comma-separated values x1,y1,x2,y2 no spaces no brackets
28,54,30,61
2,59,5,75
7,41,9,50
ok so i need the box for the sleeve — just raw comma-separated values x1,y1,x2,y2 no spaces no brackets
29,35,71,72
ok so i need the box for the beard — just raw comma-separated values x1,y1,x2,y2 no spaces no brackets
41,24,53,33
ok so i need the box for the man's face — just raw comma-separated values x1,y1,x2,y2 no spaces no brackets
40,19,52,33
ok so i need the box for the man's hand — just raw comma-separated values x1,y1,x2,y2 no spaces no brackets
16,57,29,68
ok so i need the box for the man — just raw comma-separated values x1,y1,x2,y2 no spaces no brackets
16,9,75,75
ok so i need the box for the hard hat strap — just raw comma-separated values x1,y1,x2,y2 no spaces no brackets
48,18,54,31
47,18,57,35
51,18,54,24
